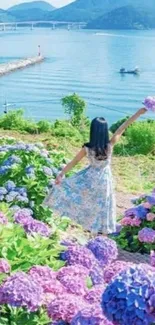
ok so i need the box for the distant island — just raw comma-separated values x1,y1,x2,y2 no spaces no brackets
0,0,155,30
86,6,152,30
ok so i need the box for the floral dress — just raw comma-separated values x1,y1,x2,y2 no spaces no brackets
44,146,116,234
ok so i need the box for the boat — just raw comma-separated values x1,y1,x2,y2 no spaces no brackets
119,67,140,75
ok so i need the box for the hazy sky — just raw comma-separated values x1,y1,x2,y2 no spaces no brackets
0,0,74,9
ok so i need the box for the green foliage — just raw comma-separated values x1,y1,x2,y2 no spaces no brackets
114,120,155,156
0,110,38,134
115,219,155,254
62,93,86,127
52,120,88,145
37,120,51,133
1,305,50,325
110,116,129,134
125,121,155,155
0,204,65,272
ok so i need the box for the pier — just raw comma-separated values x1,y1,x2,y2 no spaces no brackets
0,56,44,77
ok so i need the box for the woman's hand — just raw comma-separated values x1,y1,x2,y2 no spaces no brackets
139,107,147,114
55,173,63,185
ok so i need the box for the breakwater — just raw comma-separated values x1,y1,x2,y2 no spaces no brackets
0,56,44,77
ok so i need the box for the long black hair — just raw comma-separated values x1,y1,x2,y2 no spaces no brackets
84,117,109,160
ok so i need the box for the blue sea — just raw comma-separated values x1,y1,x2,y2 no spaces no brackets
0,28,155,124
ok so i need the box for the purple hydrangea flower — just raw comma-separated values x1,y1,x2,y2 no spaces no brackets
0,259,10,273
143,96,155,112
71,306,114,325
0,212,8,225
103,260,133,283
47,294,87,323
52,320,68,325
84,285,106,304
59,275,87,296
125,205,148,220
0,272,43,312
89,262,104,285
28,265,57,293
24,219,51,237
87,237,118,266
102,265,155,325
138,227,155,243
57,265,89,281
13,208,33,226
60,245,97,269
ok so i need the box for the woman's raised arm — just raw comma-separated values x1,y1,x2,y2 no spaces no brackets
55,148,86,184
110,107,147,146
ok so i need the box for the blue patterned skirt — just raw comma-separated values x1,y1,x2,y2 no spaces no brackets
44,165,116,234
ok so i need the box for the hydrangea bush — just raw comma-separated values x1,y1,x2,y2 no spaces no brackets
115,188,155,253
0,141,67,221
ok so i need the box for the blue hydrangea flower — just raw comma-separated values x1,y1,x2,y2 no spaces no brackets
146,195,155,205
102,265,155,325
5,181,16,192
0,166,9,175
0,187,7,195
25,166,35,175
125,205,148,220
5,191,18,202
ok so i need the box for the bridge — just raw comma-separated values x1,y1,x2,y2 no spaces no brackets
0,21,87,31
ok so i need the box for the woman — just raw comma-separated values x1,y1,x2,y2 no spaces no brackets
44,107,147,235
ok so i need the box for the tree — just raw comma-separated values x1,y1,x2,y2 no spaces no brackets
62,93,86,127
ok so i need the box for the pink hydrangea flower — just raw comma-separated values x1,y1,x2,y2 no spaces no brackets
0,259,10,274
147,213,155,222
121,216,141,227
143,202,152,209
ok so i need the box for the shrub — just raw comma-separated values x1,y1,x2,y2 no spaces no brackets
37,120,52,133
114,120,155,156
115,188,155,253
126,121,155,155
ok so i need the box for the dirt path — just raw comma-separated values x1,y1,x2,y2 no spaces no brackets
116,191,137,217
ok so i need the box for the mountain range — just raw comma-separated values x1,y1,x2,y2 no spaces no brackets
0,0,155,30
